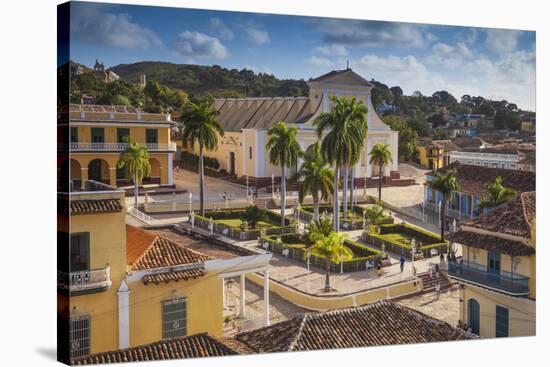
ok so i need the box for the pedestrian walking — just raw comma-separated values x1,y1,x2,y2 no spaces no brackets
439,252,445,265
429,266,433,280
399,255,405,273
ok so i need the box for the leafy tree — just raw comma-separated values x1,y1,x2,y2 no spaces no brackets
477,176,517,213
292,142,334,219
305,232,352,292
314,96,368,230
266,122,301,226
429,169,459,241
180,99,224,216
307,217,334,243
432,129,449,140
383,115,418,160
239,206,268,229
369,144,393,202
111,94,131,106
365,203,385,231
117,139,151,208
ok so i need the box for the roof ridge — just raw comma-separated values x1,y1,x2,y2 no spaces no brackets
287,313,310,351
131,234,161,269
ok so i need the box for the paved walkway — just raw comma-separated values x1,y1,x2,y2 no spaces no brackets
223,276,308,336
397,286,460,327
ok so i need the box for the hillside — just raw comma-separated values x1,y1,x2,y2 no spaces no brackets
109,61,309,98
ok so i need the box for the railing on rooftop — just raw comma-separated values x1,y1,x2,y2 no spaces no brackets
446,261,529,296
57,266,112,295
69,142,176,152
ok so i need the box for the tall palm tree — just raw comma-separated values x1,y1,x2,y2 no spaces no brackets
368,144,393,202
306,231,352,292
477,176,517,213
430,169,459,241
291,142,334,220
365,203,385,232
314,96,368,231
117,139,151,209
180,99,224,216
266,121,301,226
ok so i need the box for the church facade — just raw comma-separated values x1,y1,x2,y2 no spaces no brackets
185,69,401,187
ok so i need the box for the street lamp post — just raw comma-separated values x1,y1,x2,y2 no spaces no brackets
306,252,311,293
246,175,249,202
271,173,275,199
340,255,344,274
411,238,417,276
188,192,193,214
190,210,195,229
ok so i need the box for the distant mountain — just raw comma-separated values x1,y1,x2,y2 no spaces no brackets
109,61,309,98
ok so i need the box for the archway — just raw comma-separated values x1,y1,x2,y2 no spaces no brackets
70,159,82,189
468,298,480,335
229,152,236,176
88,159,110,184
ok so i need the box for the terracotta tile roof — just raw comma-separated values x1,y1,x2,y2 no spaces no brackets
429,162,535,197
69,199,123,215
461,192,536,239
71,333,247,365
142,268,207,285
451,137,485,149
519,151,536,166
236,301,475,353
126,225,212,271
447,230,535,257
421,139,460,151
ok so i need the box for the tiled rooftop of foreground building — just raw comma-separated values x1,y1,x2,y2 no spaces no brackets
71,333,251,365
236,301,475,353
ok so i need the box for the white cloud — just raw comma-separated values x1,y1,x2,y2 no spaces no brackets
173,31,228,59
71,5,161,50
209,17,234,41
245,23,270,45
314,44,348,56
426,42,475,69
304,56,334,67
486,29,522,53
308,19,427,48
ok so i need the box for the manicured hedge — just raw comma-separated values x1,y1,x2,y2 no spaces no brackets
260,234,381,273
362,223,447,259
298,205,394,230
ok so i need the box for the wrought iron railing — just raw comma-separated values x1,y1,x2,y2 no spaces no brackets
57,266,111,293
446,261,529,295
69,142,176,151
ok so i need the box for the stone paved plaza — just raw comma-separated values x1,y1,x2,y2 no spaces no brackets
397,286,460,327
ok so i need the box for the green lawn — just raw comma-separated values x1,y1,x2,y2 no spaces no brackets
215,218,280,229
375,232,417,246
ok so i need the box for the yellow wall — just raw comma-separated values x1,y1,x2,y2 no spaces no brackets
128,273,223,346
73,125,170,145
460,285,536,338
416,146,445,170
67,193,127,354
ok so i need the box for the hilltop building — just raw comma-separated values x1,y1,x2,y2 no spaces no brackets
92,59,120,83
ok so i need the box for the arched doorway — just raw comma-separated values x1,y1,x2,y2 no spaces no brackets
70,159,82,189
146,158,161,184
468,298,480,335
88,159,110,184
229,152,236,176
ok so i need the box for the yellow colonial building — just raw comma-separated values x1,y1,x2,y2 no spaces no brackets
447,191,536,338
66,104,177,189
180,68,401,188
416,139,459,170
57,180,272,363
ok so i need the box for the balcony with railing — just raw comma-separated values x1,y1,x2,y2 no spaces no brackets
446,261,529,296
57,266,112,295
69,142,177,152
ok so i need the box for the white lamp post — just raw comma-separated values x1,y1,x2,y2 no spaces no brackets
411,238,417,275
188,192,193,214
271,173,275,199
340,255,344,274
246,175,249,202
190,210,195,228
306,252,311,293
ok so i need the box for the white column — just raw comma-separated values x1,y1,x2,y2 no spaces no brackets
365,141,372,178
222,278,226,310
263,271,270,326
117,280,130,349
392,132,399,171
167,153,174,186
239,273,246,318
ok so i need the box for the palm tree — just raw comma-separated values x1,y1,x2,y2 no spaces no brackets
365,203,385,232
477,176,517,213
266,121,301,226
307,217,334,243
291,142,334,220
117,139,151,209
430,169,459,241
306,232,352,292
314,96,368,231
239,205,268,229
368,144,393,202
180,99,224,216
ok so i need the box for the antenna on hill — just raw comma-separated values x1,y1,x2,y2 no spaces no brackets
346,60,349,70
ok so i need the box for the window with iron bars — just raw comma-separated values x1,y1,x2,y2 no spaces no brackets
70,315,91,358
162,297,187,339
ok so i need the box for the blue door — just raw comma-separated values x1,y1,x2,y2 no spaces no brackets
496,306,509,337
468,299,480,335
487,250,501,274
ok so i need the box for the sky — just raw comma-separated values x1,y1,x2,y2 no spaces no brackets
69,1,536,110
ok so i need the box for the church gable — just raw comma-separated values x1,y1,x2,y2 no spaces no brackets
310,69,373,88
